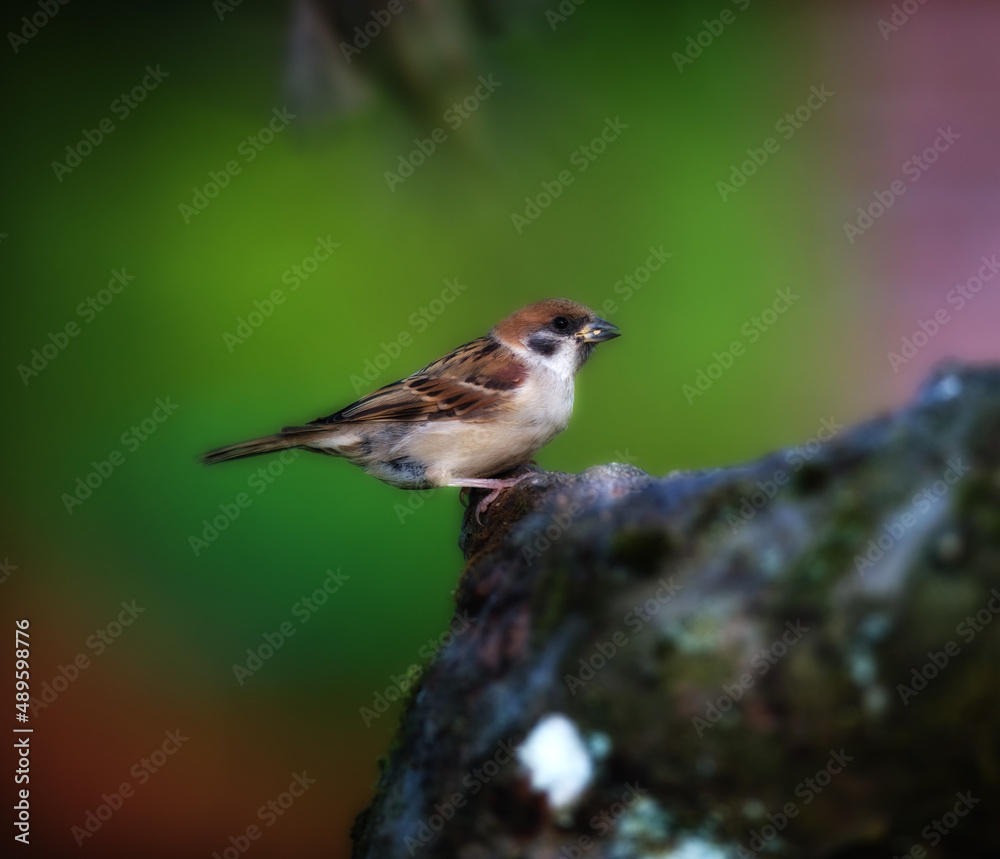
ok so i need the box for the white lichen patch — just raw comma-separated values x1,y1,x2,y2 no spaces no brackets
516,713,593,811
666,838,731,859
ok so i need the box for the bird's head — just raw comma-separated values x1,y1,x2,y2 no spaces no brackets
491,299,621,377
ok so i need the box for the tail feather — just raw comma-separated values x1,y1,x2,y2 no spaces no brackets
201,431,317,465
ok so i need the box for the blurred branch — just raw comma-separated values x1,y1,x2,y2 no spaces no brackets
285,0,539,123
352,362,1000,857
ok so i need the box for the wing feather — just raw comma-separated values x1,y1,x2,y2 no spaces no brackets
293,337,526,429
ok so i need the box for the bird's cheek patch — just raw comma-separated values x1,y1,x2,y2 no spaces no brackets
526,334,559,356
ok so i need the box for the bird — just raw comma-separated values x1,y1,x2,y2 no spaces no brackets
201,299,620,521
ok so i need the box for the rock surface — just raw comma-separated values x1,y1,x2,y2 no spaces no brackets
352,363,1000,858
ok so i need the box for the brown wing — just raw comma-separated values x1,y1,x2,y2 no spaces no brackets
295,337,526,428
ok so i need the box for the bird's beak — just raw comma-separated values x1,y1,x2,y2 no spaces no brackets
577,318,621,343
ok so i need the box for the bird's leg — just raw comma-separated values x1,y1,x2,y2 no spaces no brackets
448,472,535,524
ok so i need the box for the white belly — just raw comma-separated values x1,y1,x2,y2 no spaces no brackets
409,370,575,484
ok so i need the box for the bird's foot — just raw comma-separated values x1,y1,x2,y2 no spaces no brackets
450,471,535,525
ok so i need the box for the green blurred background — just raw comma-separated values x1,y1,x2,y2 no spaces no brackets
3,1,998,856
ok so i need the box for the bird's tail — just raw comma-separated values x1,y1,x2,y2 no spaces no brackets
201,430,320,465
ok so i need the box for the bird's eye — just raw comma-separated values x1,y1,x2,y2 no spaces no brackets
551,316,570,331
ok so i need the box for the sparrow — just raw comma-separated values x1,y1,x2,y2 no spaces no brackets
202,299,620,521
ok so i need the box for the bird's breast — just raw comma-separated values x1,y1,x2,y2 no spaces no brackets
407,370,575,483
